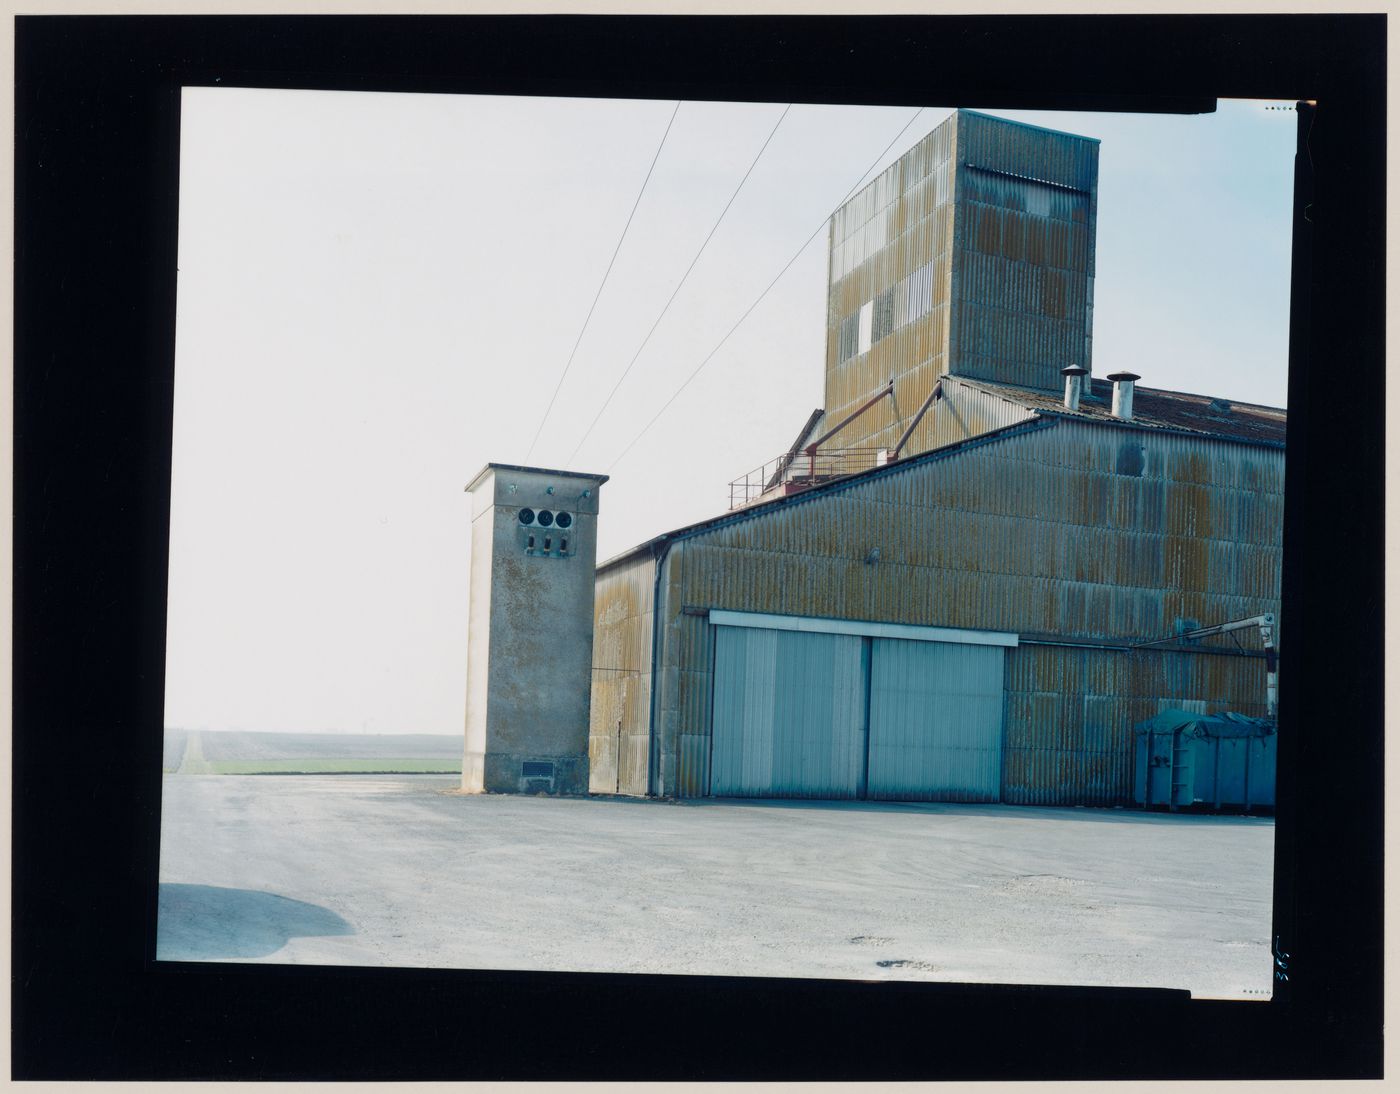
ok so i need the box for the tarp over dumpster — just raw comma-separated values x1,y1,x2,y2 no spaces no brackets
1136,709,1276,740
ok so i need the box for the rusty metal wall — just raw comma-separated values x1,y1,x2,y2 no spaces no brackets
589,554,655,796
823,115,957,455
950,111,1099,393
646,419,1284,798
1003,642,1270,805
821,111,1099,457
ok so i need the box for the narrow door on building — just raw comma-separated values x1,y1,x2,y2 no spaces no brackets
865,638,1005,802
710,626,866,798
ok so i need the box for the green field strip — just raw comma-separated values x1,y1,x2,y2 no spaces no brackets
207,758,462,774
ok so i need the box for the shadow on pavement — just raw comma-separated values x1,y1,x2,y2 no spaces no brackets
157,883,353,961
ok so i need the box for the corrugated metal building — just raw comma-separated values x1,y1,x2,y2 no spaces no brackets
588,110,1285,806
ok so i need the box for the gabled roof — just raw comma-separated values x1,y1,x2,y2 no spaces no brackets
596,374,1287,575
955,375,1287,447
595,417,1056,574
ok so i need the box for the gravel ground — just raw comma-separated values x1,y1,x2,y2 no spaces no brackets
157,774,1276,999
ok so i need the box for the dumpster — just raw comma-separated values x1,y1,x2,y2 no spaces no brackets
1134,709,1276,811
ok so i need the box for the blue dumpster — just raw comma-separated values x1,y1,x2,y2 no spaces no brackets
1134,709,1275,811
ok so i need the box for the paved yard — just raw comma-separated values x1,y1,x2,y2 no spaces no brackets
158,774,1275,999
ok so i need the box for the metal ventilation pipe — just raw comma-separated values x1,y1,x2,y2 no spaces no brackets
1108,371,1141,421
1061,364,1088,411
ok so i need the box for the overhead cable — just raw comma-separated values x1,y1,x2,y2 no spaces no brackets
565,103,792,466
605,106,927,472
524,100,682,462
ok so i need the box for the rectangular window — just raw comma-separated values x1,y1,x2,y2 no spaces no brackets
838,314,859,362
871,286,895,343
858,301,873,354
891,281,908,332
1024,181,1052,217
901,262,933,325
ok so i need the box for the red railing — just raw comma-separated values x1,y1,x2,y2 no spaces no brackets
727,448,888,509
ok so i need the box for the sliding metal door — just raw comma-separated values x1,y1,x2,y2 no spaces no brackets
710,626,866,798
866,638,1005,802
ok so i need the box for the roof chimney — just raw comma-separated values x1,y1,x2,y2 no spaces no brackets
1107,371,1141,421
1061,364,1088,411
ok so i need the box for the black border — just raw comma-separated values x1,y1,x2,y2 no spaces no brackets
12,13,1384,1080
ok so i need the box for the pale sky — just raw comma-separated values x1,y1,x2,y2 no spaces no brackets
165,89,1296,735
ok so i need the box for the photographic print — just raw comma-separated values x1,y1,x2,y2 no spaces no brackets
158,88,1294,1000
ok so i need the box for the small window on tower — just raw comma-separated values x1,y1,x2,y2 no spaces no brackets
872,286,895,342
838,314,859,363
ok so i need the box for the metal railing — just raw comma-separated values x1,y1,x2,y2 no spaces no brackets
727,448,888,509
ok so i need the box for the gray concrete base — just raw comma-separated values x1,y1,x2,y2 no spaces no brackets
462,750,588,795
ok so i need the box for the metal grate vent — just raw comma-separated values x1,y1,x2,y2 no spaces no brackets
521,761,554,779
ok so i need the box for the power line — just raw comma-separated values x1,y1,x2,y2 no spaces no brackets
524,100,682,463
565,103,792,467
604,106,928,473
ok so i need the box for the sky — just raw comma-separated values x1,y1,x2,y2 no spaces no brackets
164,88,1297,736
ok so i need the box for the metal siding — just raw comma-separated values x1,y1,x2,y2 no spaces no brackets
678,422,1282,639
867,639,1004,802
650,420,1282,800
675,606,714,798
824,115,957,456
1002,642,1271,805
924,377,1037,452
589,555,655,796
711,627,864,798
952,111,1099,394
822,111,1099,460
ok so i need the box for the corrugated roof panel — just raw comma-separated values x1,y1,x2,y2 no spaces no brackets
955,375,1286,447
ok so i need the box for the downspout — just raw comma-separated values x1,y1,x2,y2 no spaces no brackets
646,535,672,797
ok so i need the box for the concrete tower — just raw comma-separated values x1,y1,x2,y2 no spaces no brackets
463,463,608,795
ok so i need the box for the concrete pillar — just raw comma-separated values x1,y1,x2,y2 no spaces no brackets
462,463,607,795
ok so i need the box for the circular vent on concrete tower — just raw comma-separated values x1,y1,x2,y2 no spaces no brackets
518,508,535,525
555,511,573,529
536,510,555,527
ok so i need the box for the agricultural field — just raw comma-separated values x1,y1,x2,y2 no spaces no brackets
163,729,462,775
